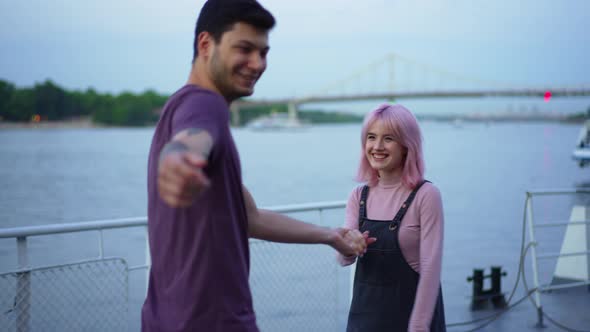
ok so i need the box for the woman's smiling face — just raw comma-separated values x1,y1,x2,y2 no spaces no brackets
364,119,406,181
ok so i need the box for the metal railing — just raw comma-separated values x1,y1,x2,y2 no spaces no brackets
1,258,129,332
523,188,590,327
0,200,346,332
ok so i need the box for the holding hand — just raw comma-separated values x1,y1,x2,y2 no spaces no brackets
331,228,377,257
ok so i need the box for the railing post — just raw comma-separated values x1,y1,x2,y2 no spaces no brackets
98,229,104,259
145,225,151,295
16,236,30,332
525,193,545,328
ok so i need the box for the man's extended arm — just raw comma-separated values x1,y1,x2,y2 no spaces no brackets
157,128,213,207
243,186,374,256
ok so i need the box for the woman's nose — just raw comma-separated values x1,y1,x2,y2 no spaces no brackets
374,139,384,149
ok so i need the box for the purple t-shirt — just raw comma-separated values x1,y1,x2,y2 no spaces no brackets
142,85,257,332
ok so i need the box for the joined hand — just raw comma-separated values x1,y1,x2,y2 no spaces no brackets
333,228,377,257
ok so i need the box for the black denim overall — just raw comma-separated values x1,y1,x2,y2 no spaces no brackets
346,181,446,332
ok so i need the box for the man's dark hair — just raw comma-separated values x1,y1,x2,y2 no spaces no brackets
192,0,275,63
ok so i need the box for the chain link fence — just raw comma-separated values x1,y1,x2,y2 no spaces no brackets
0,258,128,332
250,240,343,332
0,206,349,331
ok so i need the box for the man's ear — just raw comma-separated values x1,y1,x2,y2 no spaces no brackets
197,31,213,59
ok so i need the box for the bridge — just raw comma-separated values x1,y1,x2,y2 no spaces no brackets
232,53,590,126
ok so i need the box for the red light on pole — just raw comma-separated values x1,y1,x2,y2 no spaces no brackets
544,90,551,102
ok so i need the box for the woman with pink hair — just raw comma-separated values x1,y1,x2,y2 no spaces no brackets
339,103,446,331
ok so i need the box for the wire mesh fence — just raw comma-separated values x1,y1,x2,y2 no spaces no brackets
250,240,343,332
0,241,347,332
0,205,349,331
0,258,128,332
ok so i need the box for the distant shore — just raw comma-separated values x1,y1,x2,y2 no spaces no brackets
1,114,585,129
0,117,96,129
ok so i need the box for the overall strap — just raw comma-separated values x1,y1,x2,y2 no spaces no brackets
358,185,369,227
389,180,430,230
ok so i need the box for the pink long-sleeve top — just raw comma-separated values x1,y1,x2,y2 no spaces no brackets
338,178,444,332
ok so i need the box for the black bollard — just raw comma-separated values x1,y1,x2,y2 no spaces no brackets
467,269,487,310
467,266,507,311
490,266,507,309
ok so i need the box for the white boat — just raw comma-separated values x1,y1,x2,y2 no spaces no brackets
246,112,306,131
572,119,590,167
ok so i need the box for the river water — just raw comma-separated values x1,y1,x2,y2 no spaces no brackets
0,121,588,331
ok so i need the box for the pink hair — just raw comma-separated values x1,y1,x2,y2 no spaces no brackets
355,103,425,189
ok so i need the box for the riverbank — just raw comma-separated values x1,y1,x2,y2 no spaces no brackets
0,117,95,129
1,113,586,129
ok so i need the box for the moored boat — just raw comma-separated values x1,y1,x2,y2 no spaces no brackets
572,119,590,167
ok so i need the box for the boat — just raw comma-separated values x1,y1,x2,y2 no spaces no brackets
246,112,307,131
572,119,590,167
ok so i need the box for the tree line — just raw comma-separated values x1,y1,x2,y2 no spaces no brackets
0,79,166,126
0,79,362,126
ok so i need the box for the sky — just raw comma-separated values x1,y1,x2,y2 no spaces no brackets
1,0,589,113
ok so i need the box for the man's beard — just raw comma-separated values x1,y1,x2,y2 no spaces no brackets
210,51,253,102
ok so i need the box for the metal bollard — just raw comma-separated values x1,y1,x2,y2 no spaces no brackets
467,266,507,311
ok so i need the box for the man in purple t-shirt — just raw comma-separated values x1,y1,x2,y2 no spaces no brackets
142,1,375,331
